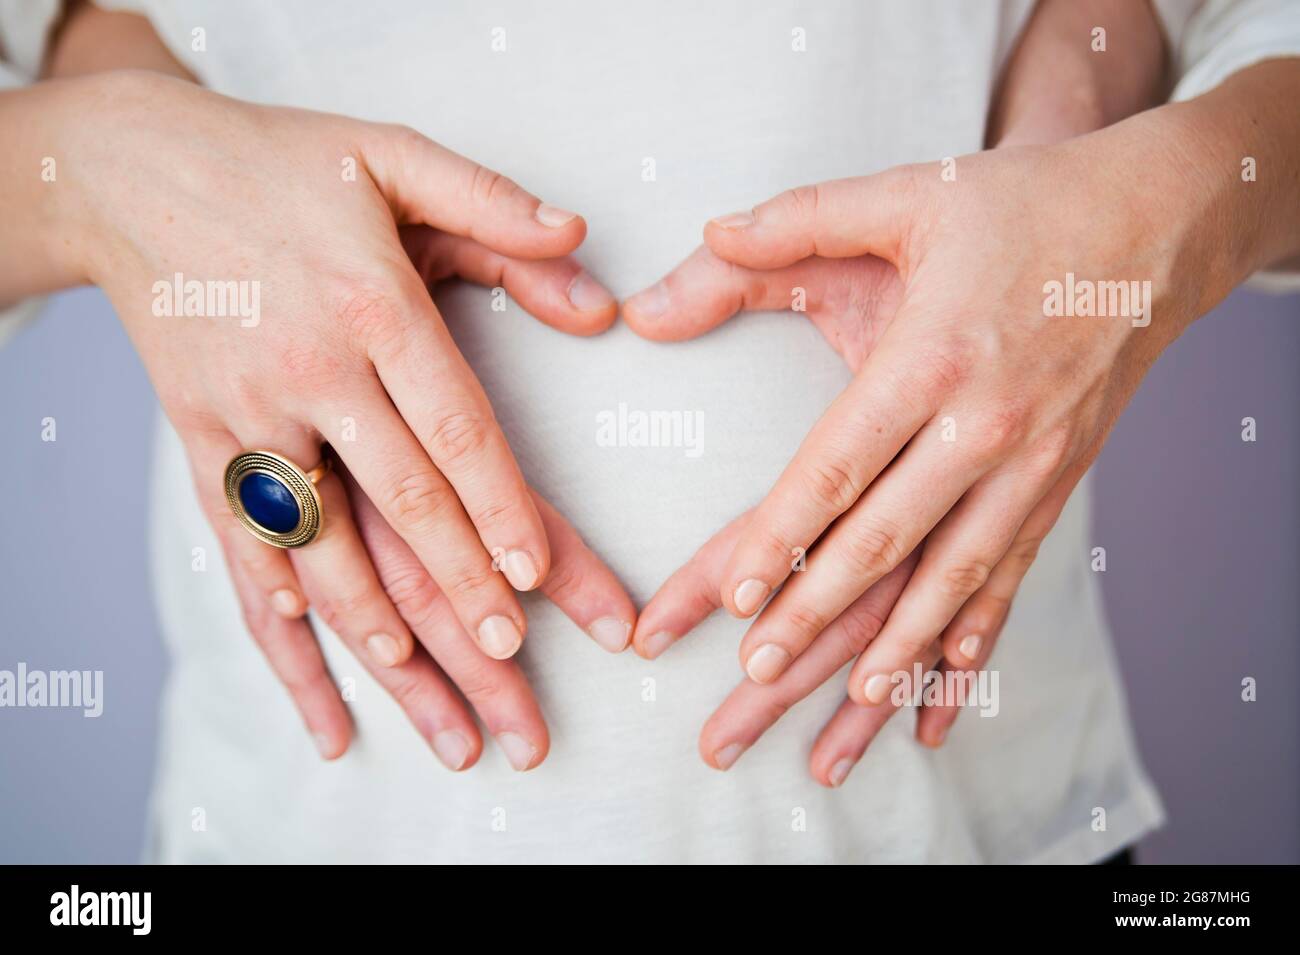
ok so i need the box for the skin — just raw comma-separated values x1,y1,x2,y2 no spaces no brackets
12,2,1296,786
627,50,1300,783
3,3,637,769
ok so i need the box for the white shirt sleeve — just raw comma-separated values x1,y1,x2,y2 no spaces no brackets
1153,0,1300,291
0,0,64,347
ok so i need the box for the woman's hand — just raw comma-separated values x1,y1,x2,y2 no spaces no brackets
241,467,636,766
28,69,620,738
627,62,1299,721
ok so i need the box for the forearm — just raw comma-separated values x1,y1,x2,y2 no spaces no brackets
44,0,194,81
990,0,1166,147
0,3,194,308
1169,57,1300,286
0,80,91,305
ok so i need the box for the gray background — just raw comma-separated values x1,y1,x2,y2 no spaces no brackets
0,284,1296,864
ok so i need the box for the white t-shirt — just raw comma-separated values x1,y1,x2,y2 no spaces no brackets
3,0,1297,863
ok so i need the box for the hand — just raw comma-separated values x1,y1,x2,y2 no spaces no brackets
630,120,1212,717
626,253,970,779
237,466,637,766
634,508,936,781
45,70,618,739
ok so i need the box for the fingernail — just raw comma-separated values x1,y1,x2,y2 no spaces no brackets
958,633,982,661
500,550,539,590
271,589,303,616
496,731,537,771
863,673,893,705
588,616,631,653
746,644,791,684
365,632,402,667
626,281,669,318
711,210,754,230
477,615,523,659
642,630,676,659
713,742,746,770
828,757,855,787
432,730,470,771
314,733,335,759
535,203,577,227
567,271,616,312
732,578,769,616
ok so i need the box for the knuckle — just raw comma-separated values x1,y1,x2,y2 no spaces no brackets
541,557,583,605
836,601,888,654
919,343,970,396
783,602,829,641
757,695,792,725
276,649,328,695
1005,533,1045,573
384,667,427,710
801,451,865,514
381,566,442,629
445,564,498,602
1027,427,1074,477
330,280,405,352
225,370,270,420
425,408,491,466
467,495,519,532
837,516,906,581
315,586,371,635
451,660,502,704
385,470,452,534
938,557,994,600
895,630,936,660
981,403,1030,452
469,164,520,207
782,183,822,222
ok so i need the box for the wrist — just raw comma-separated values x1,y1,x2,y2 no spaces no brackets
1118,60,1300,321
0,77,97,303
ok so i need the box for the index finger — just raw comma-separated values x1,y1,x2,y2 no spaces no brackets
361,123,587,260
718,332,939,618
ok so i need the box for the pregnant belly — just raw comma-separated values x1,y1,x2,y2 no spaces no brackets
440,282,852,603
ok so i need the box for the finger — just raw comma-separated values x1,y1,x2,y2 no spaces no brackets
623,245,876,342
346,470,547,770
360,279,551,595
939,472,1075,670
403,227,617,337
698,551,917,771
289,474,495,770
226,552,352,759
321,389,528,661
533,493,638,654
283,470,418,670
362,124,586,258
736,424,989,683
847,456,1069,705
718,331,945,620
631,510,752,660
918,472,1080,749
914,660,968,749
812,645,943,787
702,166,922,271
184,428,309,619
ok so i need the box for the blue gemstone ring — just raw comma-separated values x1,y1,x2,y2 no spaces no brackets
224,450,329,549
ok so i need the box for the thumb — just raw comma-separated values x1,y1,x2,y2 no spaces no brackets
702,166,918,270
622,245,891,352
361,122,587,259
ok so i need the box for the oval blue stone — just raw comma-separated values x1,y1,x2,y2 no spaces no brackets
239,472,301,534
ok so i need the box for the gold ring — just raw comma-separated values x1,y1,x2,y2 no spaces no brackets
224,449,330,549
